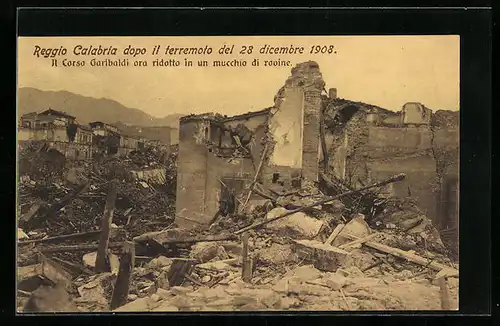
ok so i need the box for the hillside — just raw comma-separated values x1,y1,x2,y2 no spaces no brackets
18,87,184,130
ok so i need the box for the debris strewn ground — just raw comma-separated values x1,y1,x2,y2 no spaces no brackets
17,143,458,312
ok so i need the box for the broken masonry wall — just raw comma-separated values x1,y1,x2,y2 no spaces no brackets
402,102,433,125
176,112,271,228
302,86,323,182
267,61,324,183
431,111,459,233
326,107,439,223
204,153,255,219
356,125,439,224
48,127,70,142
175,119,210,229
204,114,269,220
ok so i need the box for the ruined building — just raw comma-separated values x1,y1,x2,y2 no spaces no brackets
175,61,324,228
18,109,94,160
321,95,459,244
175,62,459,241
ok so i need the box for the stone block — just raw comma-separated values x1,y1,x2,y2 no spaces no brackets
292,239,350,272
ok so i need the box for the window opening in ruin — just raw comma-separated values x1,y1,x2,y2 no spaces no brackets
220,178,244,216
272,173,280,184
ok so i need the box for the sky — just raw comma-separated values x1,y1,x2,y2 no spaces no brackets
17,36,460,118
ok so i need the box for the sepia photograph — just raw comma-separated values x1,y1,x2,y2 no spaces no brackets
16,35,460,313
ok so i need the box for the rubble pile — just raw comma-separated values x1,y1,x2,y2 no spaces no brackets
17,141,177,240
18,167,459,312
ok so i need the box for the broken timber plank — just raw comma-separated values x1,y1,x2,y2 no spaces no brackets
37,254,73,289
167,260,195,287
39,242,124,253
18,230,102,245
437,277,452,310
110,241,135,311
241,233,252,283
41,182,91,221
325,223,345,245
235,173,406,235
435,267,459,279
196,258,239,270
95,180,118,273
133,232,237,245
218,178,244,206
50,257,94,276
252,183,276,202
341,233,458,273
338,233,378,250
18,254,73,291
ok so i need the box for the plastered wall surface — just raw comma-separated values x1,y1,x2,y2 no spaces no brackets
175,120,209,228
268,87,304,169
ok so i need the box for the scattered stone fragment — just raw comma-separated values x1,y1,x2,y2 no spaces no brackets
338,248,378,271
146,256,173,269
18,228,29,240
265,207,324,239
292,265,321,282
293,239,350,272
82,251,120,271
336,266,365,278
239,301,268,311
152,302,179,312
323,273,347,290
331,214,371,247
281,296,300,309
171,286,191,296
258,243,297,265
155,269,170,289
394,270,413,280
155,288,172,300
260,292,282,308
150,294,161,302
113,296,162,312
77,273,115,306
190,242,221,263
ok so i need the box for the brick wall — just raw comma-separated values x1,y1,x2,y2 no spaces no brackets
302,89,321,181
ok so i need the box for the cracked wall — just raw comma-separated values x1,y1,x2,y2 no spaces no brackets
268,61,324,182
175,61,325,228
175,113,268,228
268,87,304,169
325,102,459,228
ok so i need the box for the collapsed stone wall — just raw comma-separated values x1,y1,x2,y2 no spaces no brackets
323,100,459,255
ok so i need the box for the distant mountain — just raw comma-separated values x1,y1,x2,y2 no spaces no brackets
18,87,184,130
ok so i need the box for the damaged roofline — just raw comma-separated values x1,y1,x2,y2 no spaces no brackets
180,107,272,124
